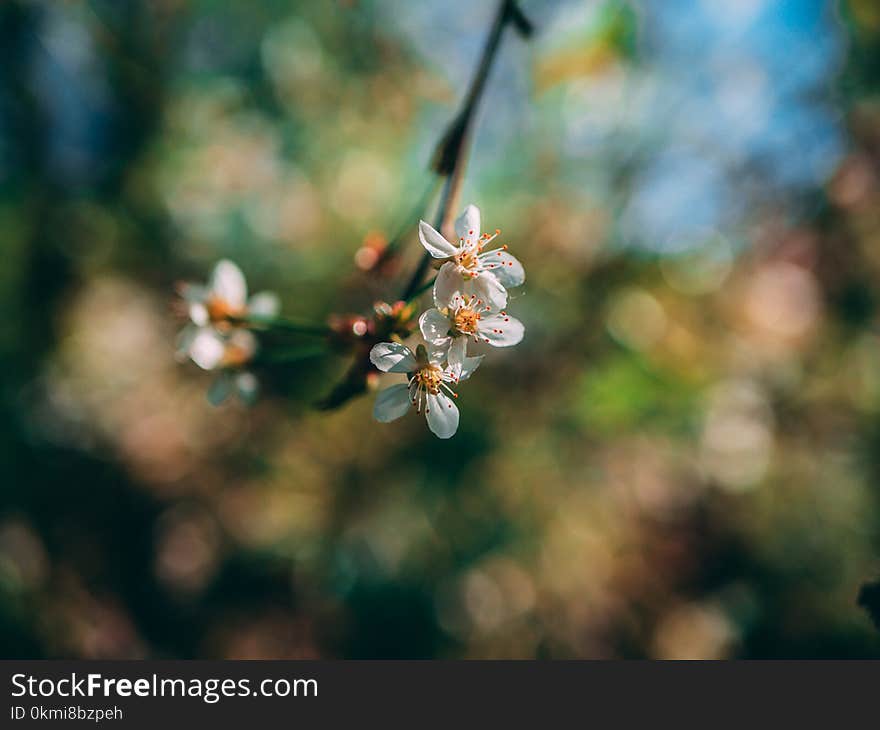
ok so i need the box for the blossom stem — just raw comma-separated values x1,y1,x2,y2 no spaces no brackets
399,0,532,302
234,315,331,336
258,345,327,364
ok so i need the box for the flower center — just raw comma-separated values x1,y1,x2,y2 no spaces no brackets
448,293,491,338
222,342,252,367
455,248,480,271
454,229,502,276
453,307,481,335
206,296,244,324
414,364,444,395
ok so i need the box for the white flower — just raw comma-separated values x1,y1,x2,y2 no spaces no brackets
181,259,279,330
176,259,278,406
418,204,524,312
369,339,481,439
177,326,258,370
419,290,524,348
176,327,261,405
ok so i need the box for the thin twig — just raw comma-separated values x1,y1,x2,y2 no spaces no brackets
438,126,471,240
432,0,531,177
235,315,331,336
258,345,327,364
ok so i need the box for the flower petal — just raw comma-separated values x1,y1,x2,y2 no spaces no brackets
235,371,260,405
454,204,481,247
433,262,461,309
419,308,452,345
480,250,525,289
189,302,209,327
207,372,233,406
374,383,412,423
210,259,247,308
370,342,417,373
189,328,226,370
418,221,458,258
425,392,459,439
457,354,483,382
478,312,524,347
427,338,451,365
248,291,280,318
447,336,483,381
470,272,508,311
228,328,258,359
175,324,199,362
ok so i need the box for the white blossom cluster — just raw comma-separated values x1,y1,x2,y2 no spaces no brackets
370,204,525,439
176,260,279,405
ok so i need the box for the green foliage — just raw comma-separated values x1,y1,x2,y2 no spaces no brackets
573,352,699,436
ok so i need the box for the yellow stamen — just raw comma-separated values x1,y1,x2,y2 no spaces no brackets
414,364,444,395
206,296,245,324
453,307,480,335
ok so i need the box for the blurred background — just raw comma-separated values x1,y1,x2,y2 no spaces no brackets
2,0,880,659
